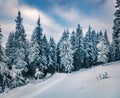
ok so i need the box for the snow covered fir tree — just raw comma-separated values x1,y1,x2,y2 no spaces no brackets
83,26,98,68
97,36,110,65
111,0,120,61
28,17,47,76
73,24,84,70
0,0,120,94
58,30,74,73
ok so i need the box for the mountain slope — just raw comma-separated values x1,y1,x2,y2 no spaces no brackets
0,61,120,98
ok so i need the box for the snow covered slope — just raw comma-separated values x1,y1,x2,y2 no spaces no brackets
0,61,120,98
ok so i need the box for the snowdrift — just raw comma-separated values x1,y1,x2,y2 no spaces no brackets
0,61,120,98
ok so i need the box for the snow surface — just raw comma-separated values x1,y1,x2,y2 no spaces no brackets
0,61,120,98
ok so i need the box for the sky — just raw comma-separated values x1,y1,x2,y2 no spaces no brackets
0,0,116,46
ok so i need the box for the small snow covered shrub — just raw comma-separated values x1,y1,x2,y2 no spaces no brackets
34,68,44,80
97,72,109,80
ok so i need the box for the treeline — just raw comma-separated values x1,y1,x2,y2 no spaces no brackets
3,11,111,74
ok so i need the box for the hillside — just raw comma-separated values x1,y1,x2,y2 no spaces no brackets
0,61,120,98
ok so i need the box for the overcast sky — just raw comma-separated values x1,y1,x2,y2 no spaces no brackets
0,0,116,46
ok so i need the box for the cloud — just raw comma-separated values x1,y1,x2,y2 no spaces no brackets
89,0,107,5
0,0,115,47
0,0,18,18
20,6,64,42
0,0,64,46
52,0,115,42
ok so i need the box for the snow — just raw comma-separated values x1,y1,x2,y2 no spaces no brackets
34,68,44,79
97,37,109,63
0,61,120,98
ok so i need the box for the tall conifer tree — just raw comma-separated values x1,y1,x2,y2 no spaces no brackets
14,11,28,71
73,24,84,70
29,17,47,75
112,0,120,60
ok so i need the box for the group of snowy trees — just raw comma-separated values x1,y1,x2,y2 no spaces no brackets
0,12,114,75
0,0,120,92
57,25,110,73
0,11,57,92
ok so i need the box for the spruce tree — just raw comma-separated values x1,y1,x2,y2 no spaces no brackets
73,24,84,70
97,31,103,43
0,26,3,62
110,41,116,61
29,17,47,76
59,30,74,73
49,37,57,70
97,37,110,65
104,30,111,62
56,43,60,72
0,26,10,92
91,30,98,65
5,32,16,68
0,26,6,62
42,35,49,65
84,26,97,68
70,30,76,47
104,30,110,46
112,0,120,60
57,30,69,72
14,11,28,72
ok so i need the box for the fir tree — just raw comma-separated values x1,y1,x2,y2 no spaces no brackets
0,26,6,62
110,41,116,61
112,0,120,60
97,31,103,43
70,30,76,47
104,30,110,46
42,35,49,65
0,26,10,92
57,30,69,72
0,26,3,62
84,26,97,68
73,24,84,70
97,37,110,65
91,30,98,65
29,17,47,76
59,30,74,73
5,32,16,68
14,11,28,72
56,42,61,72
104,30,111,62
49,37,57,70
